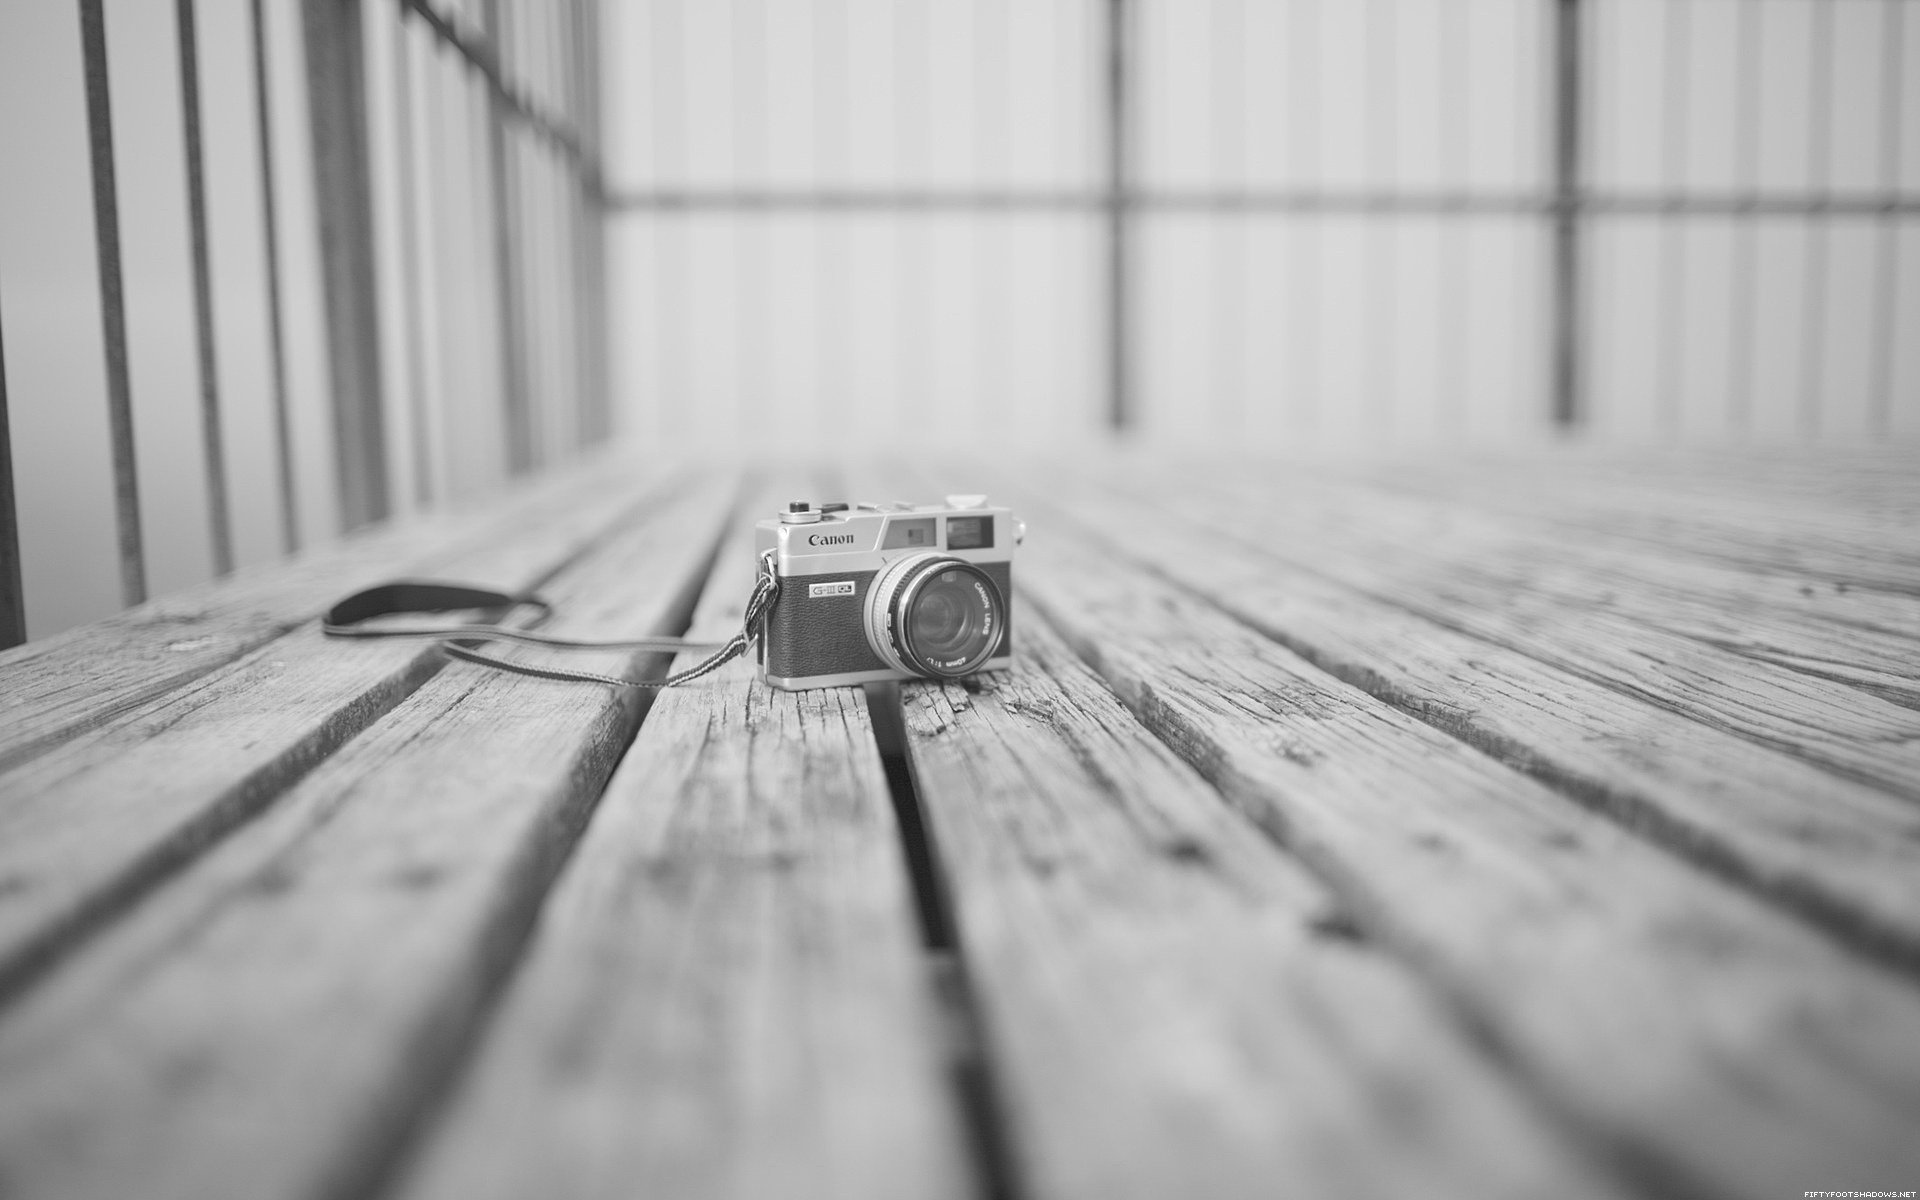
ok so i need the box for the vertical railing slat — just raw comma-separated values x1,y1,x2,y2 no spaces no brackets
1548,0,1584,430
77,0,148,606
0,299,25,650
175,0,235,577
1211,0,1249,435
1726,0,1761,435
1286,0,1322,435
566,0,598,447
1798,0,1836,437
392,5,436,506
252,0,301,553
1103,0,1133,434
302,0,392,530
1438,0,1469,433
1364,0,1395,434
1654,0,1691,435
1867,0,1905,437
581,0,609,445
482,0,534,475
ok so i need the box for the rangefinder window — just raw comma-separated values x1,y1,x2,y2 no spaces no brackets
946,516,993,550
882,518,937,550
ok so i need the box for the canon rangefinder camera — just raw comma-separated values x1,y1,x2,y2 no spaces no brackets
756,495,1020,690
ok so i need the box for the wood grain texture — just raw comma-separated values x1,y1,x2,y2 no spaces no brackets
1467,450,1920,530
0,453,643,772
1158,467,1920,792
1195,460,1920,686
2,449,1913,1200
0,468,695,1001
967,489,1920,1199
1357,448,1920,525
395,481,973,1200
0,471,736,1200
1359,452,1920,596
890,609,1630,1200
1437,445,1920,538
987,468,1920,967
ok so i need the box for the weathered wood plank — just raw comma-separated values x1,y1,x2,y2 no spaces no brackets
958,487,1920,1198
981,472,1920,968
1188,460,1920,677
1362,449,1920,537
1129,459,1920,720
0,467,693,1000
393,479,972,1200
0,470,736,1200
0,453,644,772
888,611,1630,1200
1419,448,1920,527
1354,453,1920,596
1155,466,1920,796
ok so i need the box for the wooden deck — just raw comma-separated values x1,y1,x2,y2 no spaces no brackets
1,449,1918,1200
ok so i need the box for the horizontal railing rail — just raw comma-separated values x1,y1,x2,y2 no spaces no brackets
607,188,1920,218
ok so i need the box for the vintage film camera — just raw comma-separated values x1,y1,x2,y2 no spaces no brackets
756,496,1021,690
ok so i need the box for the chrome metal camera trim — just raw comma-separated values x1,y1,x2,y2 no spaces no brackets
896,558,1003,678
863,552,945,676
763,655,1012,692
773,545,1002,577
755,495,1019,690
863,552,1005,679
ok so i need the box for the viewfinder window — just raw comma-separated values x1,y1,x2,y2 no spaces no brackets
946,516,993,550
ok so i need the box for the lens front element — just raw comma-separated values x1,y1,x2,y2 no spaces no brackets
864,553,1005,679
905,567,997,674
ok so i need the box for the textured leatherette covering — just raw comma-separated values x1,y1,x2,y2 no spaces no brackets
766,569,885,678
765,562,1014,681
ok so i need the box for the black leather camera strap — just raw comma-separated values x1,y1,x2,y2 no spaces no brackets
321,556,782,690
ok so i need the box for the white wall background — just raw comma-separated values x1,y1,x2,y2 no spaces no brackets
605,0,1920,453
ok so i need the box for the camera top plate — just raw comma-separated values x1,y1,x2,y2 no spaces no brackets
757,496,1020,579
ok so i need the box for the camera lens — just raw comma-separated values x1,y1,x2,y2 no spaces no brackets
864,554,1004,679
906,569,992,664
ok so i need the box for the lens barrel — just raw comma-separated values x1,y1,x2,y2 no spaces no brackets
863,553,1005,679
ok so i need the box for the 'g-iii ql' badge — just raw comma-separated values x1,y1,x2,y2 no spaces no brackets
808,581,856,598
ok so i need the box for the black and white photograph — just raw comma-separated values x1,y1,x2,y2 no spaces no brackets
1,1,1918,1197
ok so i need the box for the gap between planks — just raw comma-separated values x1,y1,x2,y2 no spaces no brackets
933,463,1920,1197
985,458,1920,974
0,453,646,774
388,473,983,1200
0,465,704,1006
1201,461,1920,704
1163,463,1920,784
870,596,1642,1195
1349,452,1920,597
0,469,742,1200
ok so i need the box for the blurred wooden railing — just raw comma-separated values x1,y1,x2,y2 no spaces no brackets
0,0,609,649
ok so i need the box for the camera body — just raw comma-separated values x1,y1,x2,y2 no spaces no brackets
756,496,1019,691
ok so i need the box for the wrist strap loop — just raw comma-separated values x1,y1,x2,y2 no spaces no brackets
321,553,780,690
